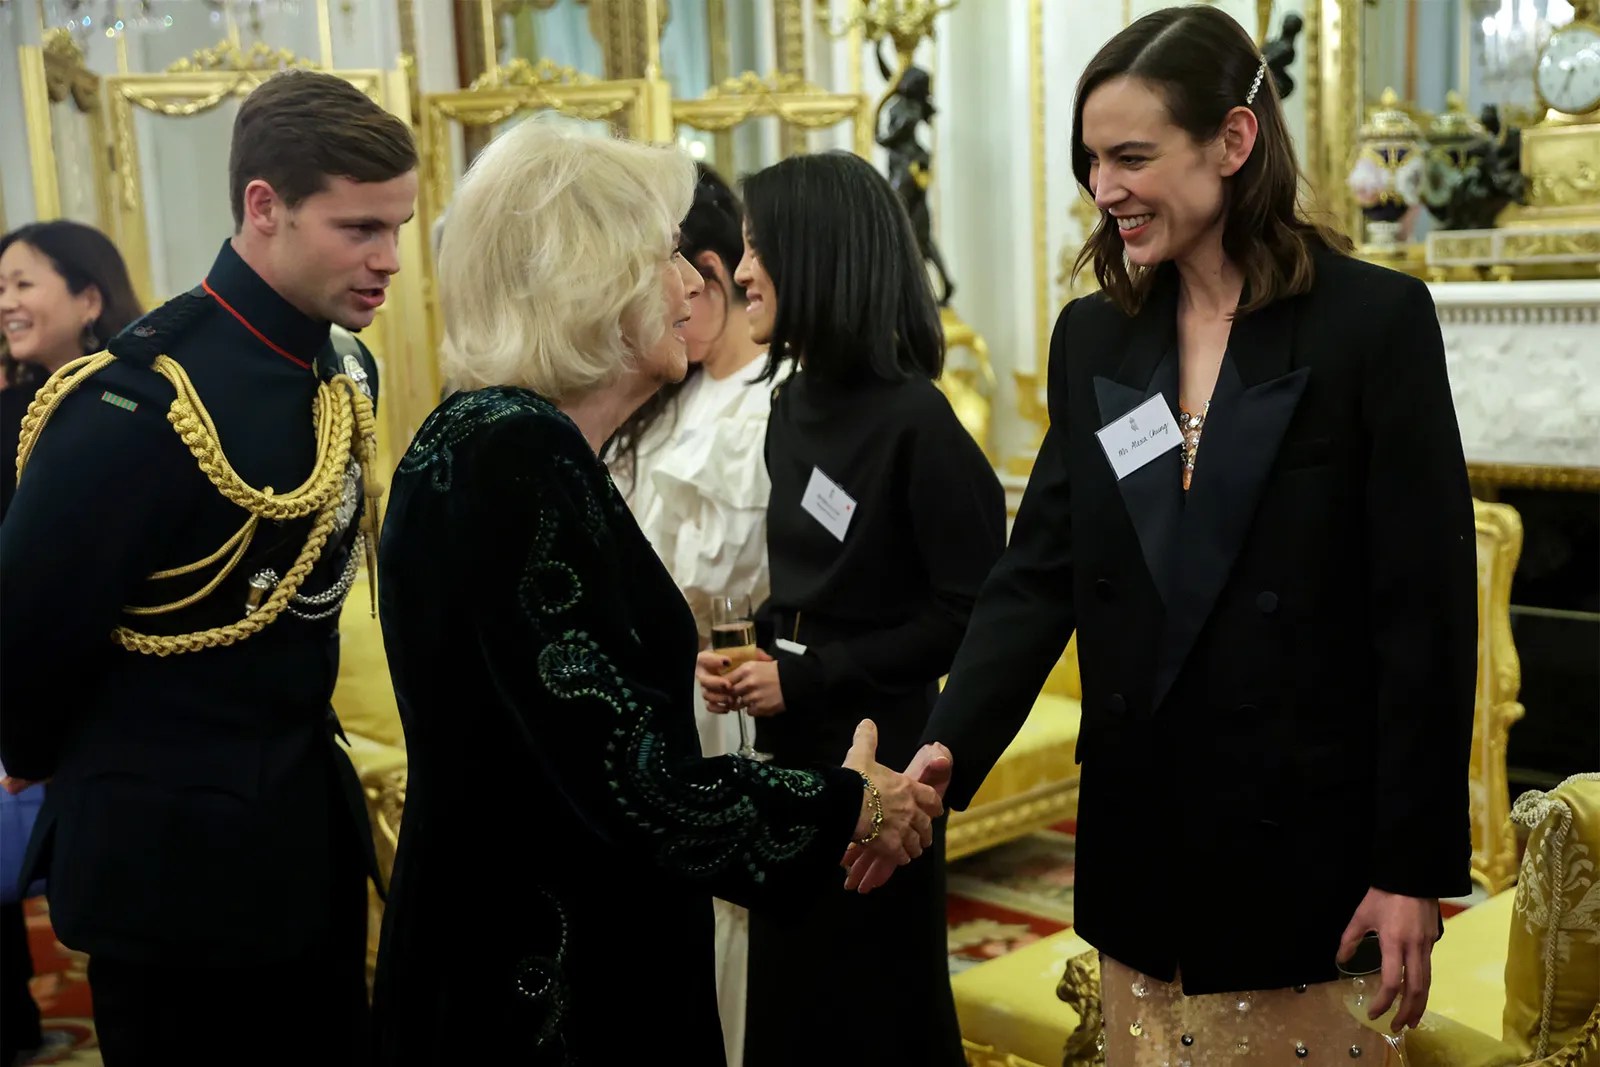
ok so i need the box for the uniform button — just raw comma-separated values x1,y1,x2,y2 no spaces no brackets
1256,591,1279,614
1106,693,1127,715
1095,578,1114,601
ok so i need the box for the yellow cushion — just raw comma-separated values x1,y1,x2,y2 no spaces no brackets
965,694,1081,810
1503,775,1600,1060
953,928,1091,1066
1404,1012,1524,1067
1043,634,1081,700
343,730,407,779
1428,889,1516,1038
331,578,405,749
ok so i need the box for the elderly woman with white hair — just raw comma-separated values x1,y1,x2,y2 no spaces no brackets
369,121,945,1065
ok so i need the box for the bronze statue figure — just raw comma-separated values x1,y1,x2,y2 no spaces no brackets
876,44,955,306
1263,12,1304,101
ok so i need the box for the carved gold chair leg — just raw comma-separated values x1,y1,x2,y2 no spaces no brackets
1057,949,1106,1067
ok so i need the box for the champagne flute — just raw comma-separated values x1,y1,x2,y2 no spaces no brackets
1338,931,1410,1062
709,595,771,761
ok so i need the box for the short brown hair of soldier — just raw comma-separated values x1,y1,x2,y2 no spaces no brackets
228,69,417,230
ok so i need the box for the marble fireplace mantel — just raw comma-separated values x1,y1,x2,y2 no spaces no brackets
1430,279,1600,490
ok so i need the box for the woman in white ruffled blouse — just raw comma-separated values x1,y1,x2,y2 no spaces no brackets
603,163,769,1066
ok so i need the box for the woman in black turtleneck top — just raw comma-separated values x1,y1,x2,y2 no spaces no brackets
697,152,1004,1067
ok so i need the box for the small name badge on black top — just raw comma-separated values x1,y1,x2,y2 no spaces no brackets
1095,394,1181,480
801,466,857,541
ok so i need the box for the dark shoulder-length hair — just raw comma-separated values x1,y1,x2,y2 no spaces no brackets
0,220,143,386
742,151,942,385
603,163,746,481
1071,5,1351,317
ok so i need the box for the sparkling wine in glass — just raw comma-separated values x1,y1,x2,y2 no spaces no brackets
1338,931,1408,1061
709,595,771,761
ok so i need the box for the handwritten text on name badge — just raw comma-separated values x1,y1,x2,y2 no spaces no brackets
1095,394,1182,480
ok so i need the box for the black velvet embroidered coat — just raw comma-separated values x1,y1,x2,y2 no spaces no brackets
371,387,864,1066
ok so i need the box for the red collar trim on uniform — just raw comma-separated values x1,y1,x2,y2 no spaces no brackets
201,277,313,371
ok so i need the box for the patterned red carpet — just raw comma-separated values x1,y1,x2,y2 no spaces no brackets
17,899,98,1065
946,820,1078,975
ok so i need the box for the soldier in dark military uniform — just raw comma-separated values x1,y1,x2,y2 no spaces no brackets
0,70,417,1064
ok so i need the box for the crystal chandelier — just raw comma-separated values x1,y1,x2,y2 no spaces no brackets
44,0,310,48
1476,0,1577,117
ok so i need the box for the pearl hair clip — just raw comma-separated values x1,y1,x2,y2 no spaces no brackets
1246,59,1266,105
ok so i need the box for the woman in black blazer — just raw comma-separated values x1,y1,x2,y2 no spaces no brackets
850,7,1477,1062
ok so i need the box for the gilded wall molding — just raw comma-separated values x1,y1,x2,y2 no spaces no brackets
1305,0,1360,235
775,0,807,156
164,39,317,74
42,28,98,111
468,55,599,92
28,28,115,234
1469,499,1526,895
1438,303,1600,325
1468,463,1600,492
671,71,865,132
585,0,670,80
945,777,1080,862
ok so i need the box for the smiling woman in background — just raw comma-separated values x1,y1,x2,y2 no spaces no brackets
0,221,142,516
0,221,140,1067
698,151,1005,1067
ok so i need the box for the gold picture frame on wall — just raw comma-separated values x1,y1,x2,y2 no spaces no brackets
416,64,661,359
101,62,386,307
1304,0,1362,242
671,69,872,164
16,27,116,234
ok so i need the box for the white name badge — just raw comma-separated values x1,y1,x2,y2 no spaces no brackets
800,466,857,541
775,637,809,656
1095,394,1182,480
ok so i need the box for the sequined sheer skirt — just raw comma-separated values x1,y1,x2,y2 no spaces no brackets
1100,956,1403,1065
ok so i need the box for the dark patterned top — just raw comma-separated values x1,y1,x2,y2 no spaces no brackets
371,386,862,1067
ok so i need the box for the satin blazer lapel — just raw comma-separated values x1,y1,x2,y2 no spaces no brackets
1093,273,1183,609
1149,296,1309,711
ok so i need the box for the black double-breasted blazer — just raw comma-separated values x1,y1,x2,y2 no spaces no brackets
924,246,1477,993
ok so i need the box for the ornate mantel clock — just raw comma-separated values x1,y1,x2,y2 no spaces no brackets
1503,0,1600,227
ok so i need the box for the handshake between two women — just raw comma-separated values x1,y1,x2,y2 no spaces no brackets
696,645,952,893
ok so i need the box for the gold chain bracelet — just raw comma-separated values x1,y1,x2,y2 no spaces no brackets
855,772,884,845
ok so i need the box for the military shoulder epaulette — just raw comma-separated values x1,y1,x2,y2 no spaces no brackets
107,286,213,368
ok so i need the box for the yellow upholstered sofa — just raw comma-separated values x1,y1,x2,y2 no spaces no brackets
947,636,1083,861
328,575,407,986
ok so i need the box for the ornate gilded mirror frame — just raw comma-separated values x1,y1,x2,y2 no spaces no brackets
671,70,874,159
16,26,115,230
101,47,373,305
417,63,661,360
1302,0,1361,241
